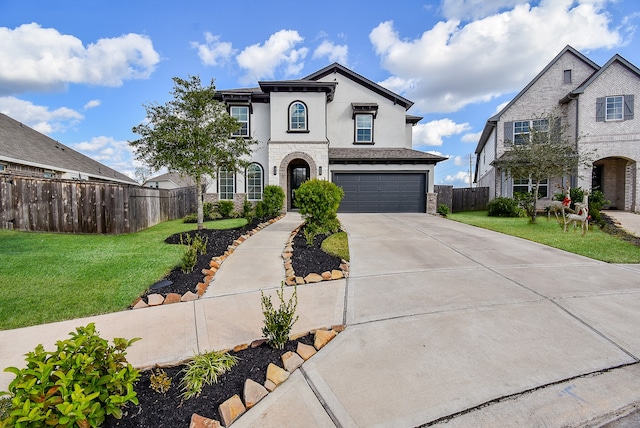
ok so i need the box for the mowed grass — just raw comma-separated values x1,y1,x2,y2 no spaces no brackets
0,218,247,330
321,231,350,261
448,211,640,264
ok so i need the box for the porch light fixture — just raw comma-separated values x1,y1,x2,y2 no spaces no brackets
319,166,322,175
273,166,277,175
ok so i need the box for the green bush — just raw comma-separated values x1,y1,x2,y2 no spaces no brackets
1,323,140,427
588,189,609,224
261,282,299,350
182,213,198,223
242,198,254,224
437,204,450,217
149,368,172,394
179,351,238,400
487,196,523,217
178,233,207,274
261,185,285,218
217,200,235,218
294,179,344,241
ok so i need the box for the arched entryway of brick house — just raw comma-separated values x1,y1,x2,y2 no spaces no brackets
279,152,318,211
592,156,636,211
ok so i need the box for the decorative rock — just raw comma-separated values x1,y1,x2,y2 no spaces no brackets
203,275,214,284
321,271,332,280
210,260,220,269
340,263,349,271
285,267,295,278
285,277,296,286
331,269,344,280
190,413,222,428
251,339,267,348
243,379,268,409
163,293,181,305
181,291,199,302
289,331,308,340
304,273,323,283
282,351,304,372
196,282,208,295
132,299,148,309
314,329,337,350
332,324,347,333
202,268,215,276
147,294,164,306
284,245,293,253
296,342,317,360
233,343,248,352
295,276,305,285
266,363,289,386
264,379,277,392
218,394,245,427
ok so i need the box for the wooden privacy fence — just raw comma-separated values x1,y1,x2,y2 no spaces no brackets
0,175,197,234
435,185,489,212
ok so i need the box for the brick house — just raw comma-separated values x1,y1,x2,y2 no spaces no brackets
475,45,639,212
207,63,446,213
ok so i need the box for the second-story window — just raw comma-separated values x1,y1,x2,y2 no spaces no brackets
289,101,307,131
606,96,623,121
355,114,373,143
230,106,249,137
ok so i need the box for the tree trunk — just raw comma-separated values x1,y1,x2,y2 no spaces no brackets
195,175,204,230
531,182,539,224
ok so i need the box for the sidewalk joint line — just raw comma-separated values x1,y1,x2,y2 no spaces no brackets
299,366,343,428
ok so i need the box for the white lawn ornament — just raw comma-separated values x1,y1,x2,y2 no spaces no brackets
564,204,590,236
548,186,572,223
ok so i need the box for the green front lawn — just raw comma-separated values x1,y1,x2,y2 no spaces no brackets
448,211,640,264
0,218,247,330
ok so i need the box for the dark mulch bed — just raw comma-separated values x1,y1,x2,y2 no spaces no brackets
601,212,640,247
104,334,315,427
106,218,343,426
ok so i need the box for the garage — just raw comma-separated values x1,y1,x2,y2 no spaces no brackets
334,172,426,213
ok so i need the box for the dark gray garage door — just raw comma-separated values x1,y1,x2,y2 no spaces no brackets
334,173,426,213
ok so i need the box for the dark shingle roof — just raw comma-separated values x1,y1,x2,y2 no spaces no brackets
0,113,136,184
329,148,446,164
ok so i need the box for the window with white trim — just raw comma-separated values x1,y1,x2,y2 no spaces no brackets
355,114,373,143
246,163,263,201
230,106,249,137
513,119,549,145
513,177,548,198
289,101,307,131
606,96,623,121
219,169,235,200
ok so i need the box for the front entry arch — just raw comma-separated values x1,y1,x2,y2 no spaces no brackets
279,151,318,211
592,156,636,211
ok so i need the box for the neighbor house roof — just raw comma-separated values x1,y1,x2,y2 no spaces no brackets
0,112,137,184
329,148,447,164
143,172,195,188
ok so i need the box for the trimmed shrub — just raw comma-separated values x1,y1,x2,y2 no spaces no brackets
487,197,523,217
217,200,235,218
437,204,450,217
242,198,254,224
294,179,344,239
1,323,140,427
262,185,285,218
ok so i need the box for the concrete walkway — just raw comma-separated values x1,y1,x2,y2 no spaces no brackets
2,212,640,427
603,210,640,237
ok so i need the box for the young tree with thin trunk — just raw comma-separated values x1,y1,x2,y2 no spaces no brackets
492,110,591,223
130,75,256,229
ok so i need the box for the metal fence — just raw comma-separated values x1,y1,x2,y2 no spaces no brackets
0,175,197,234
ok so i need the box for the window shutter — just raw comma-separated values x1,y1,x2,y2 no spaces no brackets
503,121,513,145
595,97,605,122
552,117,562,143
624,94,634,120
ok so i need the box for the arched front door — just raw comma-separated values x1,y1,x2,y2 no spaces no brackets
288,159,310,210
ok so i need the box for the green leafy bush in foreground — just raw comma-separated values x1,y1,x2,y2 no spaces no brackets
1,323,140,428
261,282,299,350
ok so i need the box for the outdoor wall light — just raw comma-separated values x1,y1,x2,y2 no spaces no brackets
273,166,277,175
319,166,323,175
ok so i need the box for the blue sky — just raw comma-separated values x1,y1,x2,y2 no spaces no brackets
1,0,638,186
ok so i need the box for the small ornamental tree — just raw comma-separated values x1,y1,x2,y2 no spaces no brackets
130,75,256,230
492,110,592,223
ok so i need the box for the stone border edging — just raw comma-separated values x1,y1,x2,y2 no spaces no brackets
282,224,349,286
131,214,287,310
186,324,346,428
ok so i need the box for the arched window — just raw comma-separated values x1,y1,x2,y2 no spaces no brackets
246,163,263,200
289,101,307,131
219,168,235,200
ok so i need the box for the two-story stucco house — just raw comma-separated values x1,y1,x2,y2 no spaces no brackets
206,63,445,213
475,45,640,212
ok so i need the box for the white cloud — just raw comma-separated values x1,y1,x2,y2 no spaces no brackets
312,40,348,65
0,96,83,133
83,99,101,110
441,0,526,21
462,131,482,143
71,136,137,177
236,30,308,84
444,171,471,185
452,155,464,166
0,23,160,95
192,32,234,66
413,118,471,147
370,0,621,114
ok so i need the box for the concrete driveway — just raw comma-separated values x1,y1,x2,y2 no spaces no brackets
237,213,640,428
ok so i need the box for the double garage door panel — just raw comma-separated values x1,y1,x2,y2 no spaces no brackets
335,173,425,213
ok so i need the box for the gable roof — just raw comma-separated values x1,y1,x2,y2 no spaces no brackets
474,45,600,155
304,63,414,110
0,112,137,184
560,53,640,103
143,172,195,188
